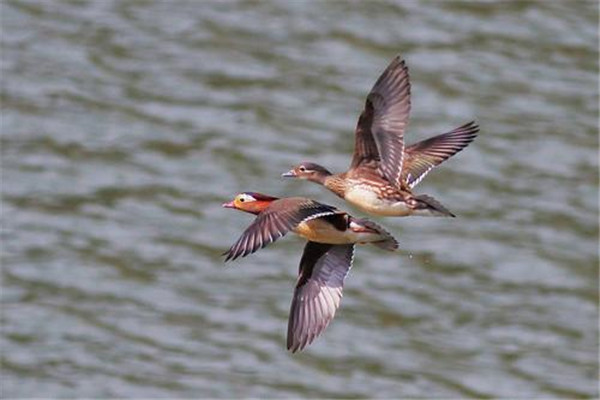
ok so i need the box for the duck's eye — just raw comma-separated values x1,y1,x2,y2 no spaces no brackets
239,198,245,202
299,166,306,172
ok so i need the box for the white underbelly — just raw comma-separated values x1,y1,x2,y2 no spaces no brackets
345,186,411,216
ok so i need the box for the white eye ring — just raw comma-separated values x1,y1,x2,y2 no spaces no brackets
299,166,306,172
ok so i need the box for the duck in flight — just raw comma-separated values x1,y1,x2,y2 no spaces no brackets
282,56,479,217
222,192,398,351
222,192,397,259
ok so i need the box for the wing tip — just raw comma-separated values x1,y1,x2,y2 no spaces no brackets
222,250,237,262
391,54,408,68
286,341,302,353
461,120,480,137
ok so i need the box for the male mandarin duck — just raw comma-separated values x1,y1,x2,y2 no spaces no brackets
222,192,398,351
222,192,398,261
282,55,479,217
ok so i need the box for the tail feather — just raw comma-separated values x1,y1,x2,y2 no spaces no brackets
414,194,455,217
372,237,399,251
351,218,399,251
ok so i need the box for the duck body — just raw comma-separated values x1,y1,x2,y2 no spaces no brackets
294,211,398,244
325,167,418,216
282,55,479,218
294,217,367,244
343,181,413,217
303,165,456,217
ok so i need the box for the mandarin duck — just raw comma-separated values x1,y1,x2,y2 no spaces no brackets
222,192,398,351
282,55,478,217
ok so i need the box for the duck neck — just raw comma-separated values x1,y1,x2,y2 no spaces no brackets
308,170,331,185
323,174,347,198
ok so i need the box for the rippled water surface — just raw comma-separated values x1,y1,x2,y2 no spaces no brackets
2,0,598,398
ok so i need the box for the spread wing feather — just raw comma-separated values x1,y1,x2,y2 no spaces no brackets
351,56,411,189
403,121,479,188
287,242,355,353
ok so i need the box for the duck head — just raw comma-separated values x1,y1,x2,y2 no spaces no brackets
222,192,279,215
282,162,332,184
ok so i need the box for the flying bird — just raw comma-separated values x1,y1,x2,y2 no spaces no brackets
222,192,398,351
282,55,478,217
222,192,398,261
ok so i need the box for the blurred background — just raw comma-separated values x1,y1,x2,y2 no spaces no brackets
2,0,598,398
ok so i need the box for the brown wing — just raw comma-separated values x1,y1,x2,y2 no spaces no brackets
350,56,411,189
287,242,355,353
223,198,339,262
350,103,380,168
402,121,479,188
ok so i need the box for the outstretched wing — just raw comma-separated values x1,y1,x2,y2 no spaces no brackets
351,56,411,189
403,121,479,188
223,199,339,262
287,242,355,353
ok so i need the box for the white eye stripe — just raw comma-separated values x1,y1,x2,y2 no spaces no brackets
239,194,257,202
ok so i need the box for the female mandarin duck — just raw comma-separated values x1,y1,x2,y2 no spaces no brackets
282,56,479,217
222,192,398,352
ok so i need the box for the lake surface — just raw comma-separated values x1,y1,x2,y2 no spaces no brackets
2,0,598,398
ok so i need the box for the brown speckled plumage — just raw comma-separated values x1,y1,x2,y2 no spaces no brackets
283,55,479,217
